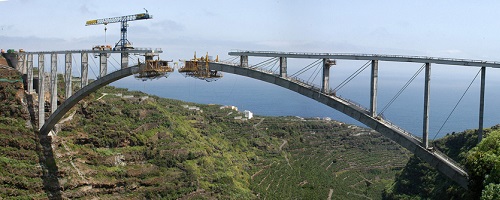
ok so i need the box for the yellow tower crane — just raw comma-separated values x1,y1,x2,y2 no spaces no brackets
86,9,152,50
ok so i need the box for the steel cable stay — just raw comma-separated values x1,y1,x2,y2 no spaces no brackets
333,60,371,93
109,55,121,71
128,55,139,66
262,58,280,73
228,56,239,64
130,54,145,64
250,57,274,69
307,61,323,84
71,54,81,77
221,56,239,63
271,59,280,73
88,55,99,79
289,59,322,78
433,68,482,140
258,58,276,70
379,64,426,116
251,57,278,69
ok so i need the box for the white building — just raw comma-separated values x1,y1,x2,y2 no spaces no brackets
244,110,253,119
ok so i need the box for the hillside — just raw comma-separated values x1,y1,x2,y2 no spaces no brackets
0,63,48,198
0,63,411,199
383,127,500,199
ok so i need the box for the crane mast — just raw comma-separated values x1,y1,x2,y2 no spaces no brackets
86,11,152,50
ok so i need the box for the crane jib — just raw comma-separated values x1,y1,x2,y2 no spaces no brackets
85,13,152,26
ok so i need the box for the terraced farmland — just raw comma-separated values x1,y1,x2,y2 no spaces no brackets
250,125,410,199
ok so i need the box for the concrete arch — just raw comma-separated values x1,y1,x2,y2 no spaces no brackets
208,62,469,188
39,62,468,188
39,66,139,136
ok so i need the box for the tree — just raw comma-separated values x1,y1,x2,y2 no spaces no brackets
465,130,500,199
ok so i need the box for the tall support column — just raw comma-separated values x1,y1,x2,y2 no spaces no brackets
81,53,89,87
50,53,57,113
27,54,33,93
100,53,108,78
64,53,72,99
370,60,379,117
240,55,248,68
121,52,129,69
22,54,27,74
279,57,287,77
322,58,334,94
423,63,431,148
16,53,26,74
38,54,45,129
478,67,486,143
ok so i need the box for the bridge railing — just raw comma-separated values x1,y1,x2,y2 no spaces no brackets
433,146,467,171
231,50,500,65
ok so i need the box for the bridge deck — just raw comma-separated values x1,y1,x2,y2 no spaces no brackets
229,50,500,68
22,48,163,54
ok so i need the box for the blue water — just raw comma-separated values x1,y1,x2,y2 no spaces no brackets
111,61,500,139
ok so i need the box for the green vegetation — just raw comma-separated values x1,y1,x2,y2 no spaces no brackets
3,64,471,199
39,85,410,199
0,69,46,198
465,130,500,199
383,127,500,200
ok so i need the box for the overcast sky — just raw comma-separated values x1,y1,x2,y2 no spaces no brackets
1,0,499,61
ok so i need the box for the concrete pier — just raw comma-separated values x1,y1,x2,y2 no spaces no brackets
423,63,431,148
370,60,378,117
65,53,72,99
100,53,107,78
279,57,287,77
16,53,26,74
240,55,248,68
38,54,45,129
50,54,57,113
121,52,129,69
81,53,88,87
322,58,333,94
27,54,33,93
478,67,486,143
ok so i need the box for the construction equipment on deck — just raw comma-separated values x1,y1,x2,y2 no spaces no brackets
179,52,223,82
135,53,174,81
85,9,152,50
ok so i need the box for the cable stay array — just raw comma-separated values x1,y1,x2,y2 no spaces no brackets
332,60,371,93
378,64,426,116
433,68,482,140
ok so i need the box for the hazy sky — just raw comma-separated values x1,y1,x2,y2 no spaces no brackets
1,0,499,61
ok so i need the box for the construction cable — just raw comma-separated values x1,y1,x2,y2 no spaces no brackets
433,68,482,140
71,54,81,76
130,54,144,64
289,59,323,78
263,59,280,73
88,55,98,79
109,55,121,71
251,57,278,69
379,64,425,116
290,59,322,77
251,57,277,69
221,56,238,63
128,55,137,66
307,61,322,84
333,60,371,93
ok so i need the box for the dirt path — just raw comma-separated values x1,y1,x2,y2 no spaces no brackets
327,189,333,200
279,139,287,151
58,110,76,124
253,118,265,128
96,93,108,101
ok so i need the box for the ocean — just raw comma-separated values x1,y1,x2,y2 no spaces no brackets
111,61,500,139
